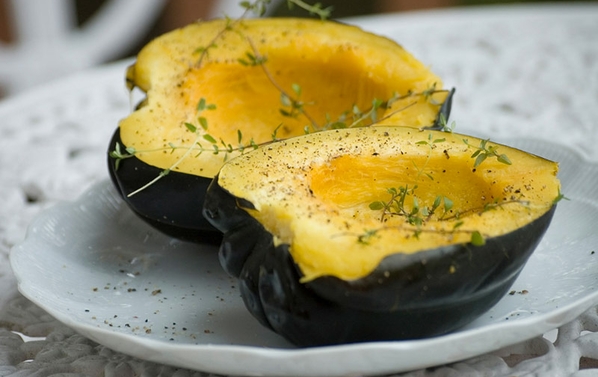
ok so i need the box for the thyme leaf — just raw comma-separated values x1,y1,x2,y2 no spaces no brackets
463,138,512,168
470,231,486,246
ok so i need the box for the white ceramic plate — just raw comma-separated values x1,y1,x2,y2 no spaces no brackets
10,139,598,377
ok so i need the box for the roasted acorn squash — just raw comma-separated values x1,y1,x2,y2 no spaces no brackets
203,126,560,346
107,17,453,242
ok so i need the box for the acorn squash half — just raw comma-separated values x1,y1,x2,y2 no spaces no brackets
203,126,560,346
107,17,453,242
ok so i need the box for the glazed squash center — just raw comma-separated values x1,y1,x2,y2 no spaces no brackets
181,50,389,144
309,154,492,222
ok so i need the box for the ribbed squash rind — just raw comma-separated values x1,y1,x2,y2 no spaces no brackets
203,126,560,346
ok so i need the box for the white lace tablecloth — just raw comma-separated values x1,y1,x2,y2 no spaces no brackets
1,3,597,376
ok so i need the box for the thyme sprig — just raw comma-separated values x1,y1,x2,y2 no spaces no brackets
438,113,456,133
317,87,453,131
463,138,512,168
195,0,331,67
194,16,235,67
111,95,289,183
317,95,396,131
553,188,569,205
363,121,561,245
356,225,486,247
109,142,136,171
368,186,454,230
279,83,310,119
370,189,531,225
415,133,446,179
366,184,533,246
243,38,322,129
285,0,333,19
274,83,450,133
121,99,218,197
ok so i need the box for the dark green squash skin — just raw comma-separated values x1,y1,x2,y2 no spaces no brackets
107,89,454,243
203,177,556,347
107,129,222,244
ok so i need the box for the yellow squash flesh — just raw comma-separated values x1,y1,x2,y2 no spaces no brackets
120,18,448,178
217,127,560,281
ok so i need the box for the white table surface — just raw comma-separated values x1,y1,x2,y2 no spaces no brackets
1,3,597,376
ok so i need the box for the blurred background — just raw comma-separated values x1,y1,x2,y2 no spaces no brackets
0,0,593,99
